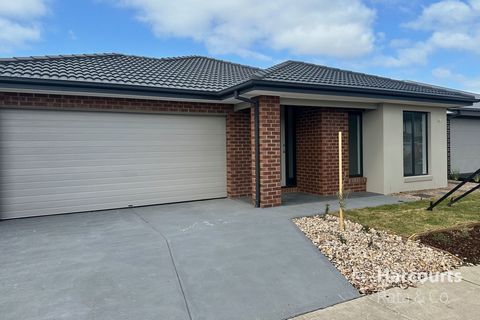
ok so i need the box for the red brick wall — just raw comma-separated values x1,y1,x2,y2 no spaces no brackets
0,92,252,198
251,96,281,207
0,92,231,113
226,109,251,197
296,107,366,195
296,108,323,194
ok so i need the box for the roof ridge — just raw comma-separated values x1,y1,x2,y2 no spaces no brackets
120,53,263,71
176,55,263,71
251,60,294,79
0,52,263,72
0,53,121,62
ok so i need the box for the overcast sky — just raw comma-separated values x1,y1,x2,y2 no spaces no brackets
1,0,479,93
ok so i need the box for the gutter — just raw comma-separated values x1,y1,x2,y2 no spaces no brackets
234,91,260,208
448,107,480,119
222,79,479,105
1,76,478,106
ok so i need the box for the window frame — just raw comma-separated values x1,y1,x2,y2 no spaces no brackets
348,111,363,178
403,111,429,177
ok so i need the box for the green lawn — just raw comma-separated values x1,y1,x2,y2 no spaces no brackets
343,192,480,238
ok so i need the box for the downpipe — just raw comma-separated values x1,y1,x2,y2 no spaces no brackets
234,91,260,207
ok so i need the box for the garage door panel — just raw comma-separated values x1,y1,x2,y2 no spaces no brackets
2,150,226,162
3,170,221,190
0,166,222,184
2,189,225,219
3,118,226,129
1,144,224,155
1,110,224,123
1,137,225,148
3,186,226,211
2,188,226,219
450,118,480,174
4,130,226,140
2,182,227,204
1,161,225,175
4,157,226,170
0,109,227,219
2,120,226,130
2,176,227,198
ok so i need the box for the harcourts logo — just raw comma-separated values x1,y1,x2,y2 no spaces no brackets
377,269,462,285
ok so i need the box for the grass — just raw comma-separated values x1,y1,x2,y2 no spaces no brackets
342,192,480,238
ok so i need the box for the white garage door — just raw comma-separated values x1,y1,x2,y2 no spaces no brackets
0,109,227,219
450,117,480,174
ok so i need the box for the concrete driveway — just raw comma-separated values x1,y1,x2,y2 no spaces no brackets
0,194,400,320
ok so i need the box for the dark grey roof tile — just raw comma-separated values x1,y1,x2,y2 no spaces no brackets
258,60,473,99
0,53,260,92
0,53,475,101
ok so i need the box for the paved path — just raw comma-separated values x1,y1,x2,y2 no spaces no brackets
293,265,480,320
0,194,400,320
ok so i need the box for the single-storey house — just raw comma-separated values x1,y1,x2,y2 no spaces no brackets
0,54,477,219
448,96,480,176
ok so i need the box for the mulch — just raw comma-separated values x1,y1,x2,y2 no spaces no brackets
419,223,480,265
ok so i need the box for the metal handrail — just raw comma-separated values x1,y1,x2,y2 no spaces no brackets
427,168,480,211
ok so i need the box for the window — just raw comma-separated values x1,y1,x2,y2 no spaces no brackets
348,112,363,177
403,111,428,176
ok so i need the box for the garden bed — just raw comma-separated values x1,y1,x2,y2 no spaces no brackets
415,223,480,265
344,192,480,238
293,215,462,294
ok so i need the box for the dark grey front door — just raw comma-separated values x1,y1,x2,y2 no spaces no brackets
281,106,296,187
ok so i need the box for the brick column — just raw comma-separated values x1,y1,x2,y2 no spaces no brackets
226,109,251,197
296,107,366,195
251,96,281,207
318,110,349,195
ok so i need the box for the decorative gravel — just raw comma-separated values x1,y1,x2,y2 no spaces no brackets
294,215,463,294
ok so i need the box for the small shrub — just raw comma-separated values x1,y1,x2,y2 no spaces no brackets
458,228,471,239
338,234,347,244
430,232,450,244
449,169,461,181
324,203,330,215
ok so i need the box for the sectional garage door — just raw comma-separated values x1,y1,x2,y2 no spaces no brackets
450,117,480,174
0,109,227,219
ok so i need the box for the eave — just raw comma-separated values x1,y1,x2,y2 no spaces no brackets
0,76,478,107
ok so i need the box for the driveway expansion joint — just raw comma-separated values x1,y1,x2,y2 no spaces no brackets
131,209,193,320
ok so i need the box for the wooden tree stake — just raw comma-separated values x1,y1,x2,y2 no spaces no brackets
338,131,345,231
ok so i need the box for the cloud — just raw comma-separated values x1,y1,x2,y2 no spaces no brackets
405,0,476,30
0,0,48,52
68,30,77,41
432,67,480,93
376,42,433,67
379,0,480,67
115,0,376,59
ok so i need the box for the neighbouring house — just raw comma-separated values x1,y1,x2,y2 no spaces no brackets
448,95,480,177
0,54,477,219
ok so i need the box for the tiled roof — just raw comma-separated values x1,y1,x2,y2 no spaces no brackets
252,60,474,99
0,53,260,92
0,53,476,101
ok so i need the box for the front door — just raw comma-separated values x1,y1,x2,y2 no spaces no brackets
280,106,296,187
